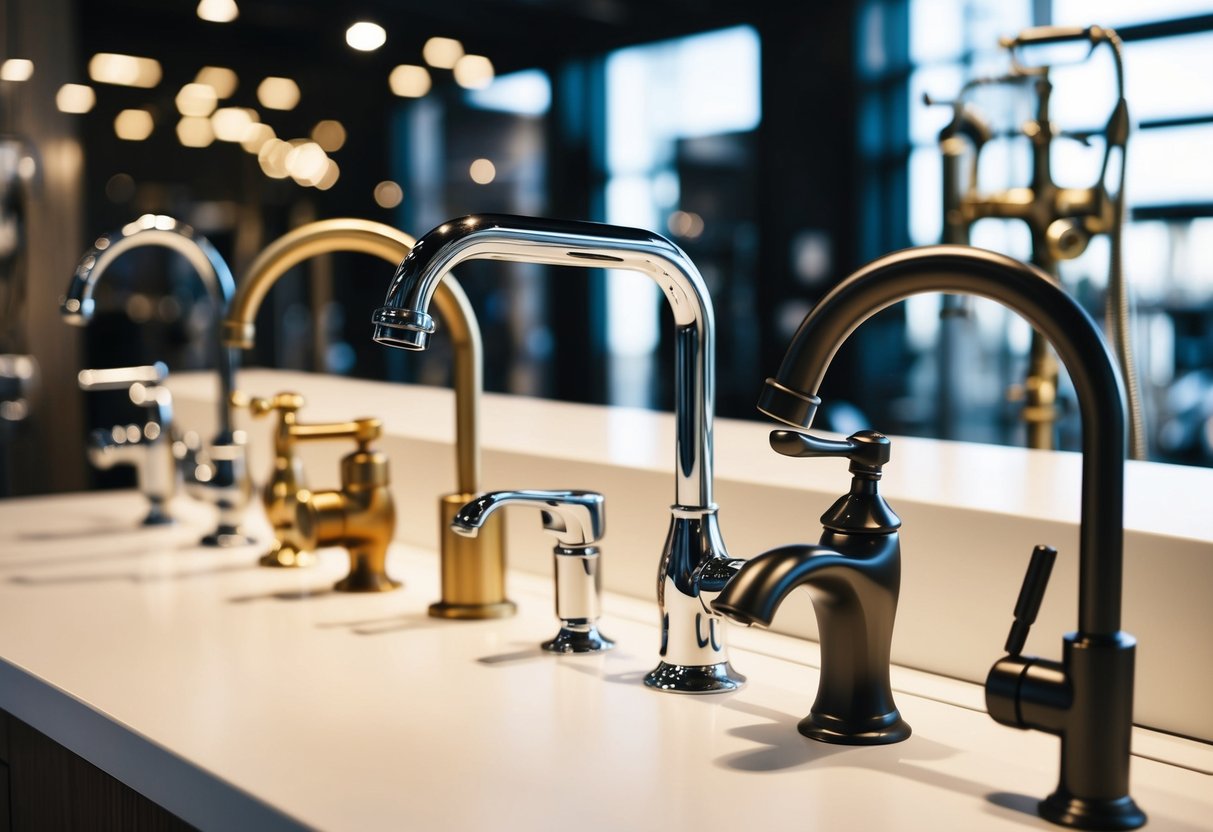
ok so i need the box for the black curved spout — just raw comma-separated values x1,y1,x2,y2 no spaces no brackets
714,534,910,745
760,244,1143,828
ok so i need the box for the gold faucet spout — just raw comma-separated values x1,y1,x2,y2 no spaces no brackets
222,218,481,495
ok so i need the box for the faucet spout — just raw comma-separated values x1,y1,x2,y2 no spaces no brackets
714,538,909,744
760,244,1143,827
63,214,238,436
373,214,742,692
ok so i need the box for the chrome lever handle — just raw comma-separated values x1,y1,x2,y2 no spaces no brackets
451,489,605,547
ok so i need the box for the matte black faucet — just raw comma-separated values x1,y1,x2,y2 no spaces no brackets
713,429,911,745
753,245,1144,830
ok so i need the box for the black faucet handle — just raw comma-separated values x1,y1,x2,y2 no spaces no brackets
1004,544,1058,656
770,429,891,474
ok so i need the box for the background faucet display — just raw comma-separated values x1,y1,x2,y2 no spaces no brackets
372,213,744,693
758,244,1144,829
61,214,252,546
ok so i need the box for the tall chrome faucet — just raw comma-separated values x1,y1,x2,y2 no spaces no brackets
62,214,252,546
373,214,744,692
757,245,1144,829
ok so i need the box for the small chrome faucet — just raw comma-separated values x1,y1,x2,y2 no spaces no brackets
373,214,742,692
452,489,614,654
220,219,504,612
757,244,1144,829
713,430,910,744
77,363,177,526
62,214,252,546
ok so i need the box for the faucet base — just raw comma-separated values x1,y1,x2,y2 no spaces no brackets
797,710,911,746
335,574,402,593
643,661,746,694
542,625,614,654
200,525,255,548
258,541,315,568
141,505,174,527
428,600,517,620
1039,791,1146,830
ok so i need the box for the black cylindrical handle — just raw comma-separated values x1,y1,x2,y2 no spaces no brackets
1004,544,1058,656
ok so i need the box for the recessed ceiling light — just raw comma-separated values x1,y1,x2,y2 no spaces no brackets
346,21,387,51
55,84,95,114
388,64,431,98
0,59,34,82
197,0,238,23
423,37,464,69
114,109,154,141
453,55,494,90
257,76,300,110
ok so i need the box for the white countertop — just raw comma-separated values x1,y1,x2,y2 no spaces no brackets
0,490,1210,831
168,370,1213,744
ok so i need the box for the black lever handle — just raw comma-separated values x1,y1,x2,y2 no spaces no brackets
1004,544,1058,656
770,429,891,473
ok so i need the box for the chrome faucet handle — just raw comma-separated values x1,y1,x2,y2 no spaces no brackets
452,490,614,653
78,363,176,526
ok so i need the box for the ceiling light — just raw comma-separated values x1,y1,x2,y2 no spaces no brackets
55,84,95,114
469,158,496,185
257,76,299,110
211,107,258,142
0,59,34,82
114,109,154,141
423,37,464,69
373,181,403,209
285,141,328,185
197,0,238,23
177,116,215,147
241,123,275,154
195,66,237,98
389,64,431,98
346,21,387,52
176,83,218,117
453,54,494,90
258,139,291,178
311,120,346,152
314,160,340,191
88,53,162,88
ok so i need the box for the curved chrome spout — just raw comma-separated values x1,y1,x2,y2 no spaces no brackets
62,214,238,435
372,213,713,508
222,218,482,495
373,214,742,692
760,244,1143,827
452,489,604,547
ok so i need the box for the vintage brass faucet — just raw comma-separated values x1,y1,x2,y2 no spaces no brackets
372,214,744,692
220,220,503,603
231,389,377,568
61,214,252,546
756,244,1144,829
293,417,398,593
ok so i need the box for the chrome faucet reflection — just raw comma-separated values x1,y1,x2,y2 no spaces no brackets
77,363,177,526
373,214,743,692
452,489,614,653
713,430,910,745
755,245,1144,829
61,214,252,546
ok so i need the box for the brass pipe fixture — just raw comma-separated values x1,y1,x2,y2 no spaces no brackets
294,417,399,593
220,220,505,606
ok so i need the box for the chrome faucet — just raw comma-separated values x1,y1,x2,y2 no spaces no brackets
713,430,910,745
373,214,744,692
77,363,177,526
452,489,614,653
756,244,1144,829
61,214,252,546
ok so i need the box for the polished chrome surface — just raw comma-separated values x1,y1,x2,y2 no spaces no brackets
452,489,604,547
374,214,741,690
78,363,176,526
453,489,614,653
760,244,1143,827
62,214,251,546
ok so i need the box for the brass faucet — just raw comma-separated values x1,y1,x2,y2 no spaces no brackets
293,417,399,592
232,389,367,568
220,220,507,609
